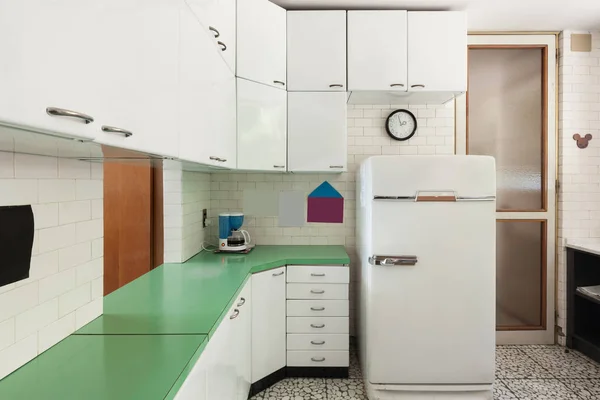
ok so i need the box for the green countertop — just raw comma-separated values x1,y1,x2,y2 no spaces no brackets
0,335,207,400
76,245,349,335
0,245,349,399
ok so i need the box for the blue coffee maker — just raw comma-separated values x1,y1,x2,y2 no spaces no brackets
219,213,251,252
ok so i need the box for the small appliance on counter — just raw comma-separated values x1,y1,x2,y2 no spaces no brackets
218,213,253,253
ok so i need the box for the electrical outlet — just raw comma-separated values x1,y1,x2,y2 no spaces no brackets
202,209,208,228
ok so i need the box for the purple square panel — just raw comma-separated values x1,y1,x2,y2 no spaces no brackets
307,197,344,223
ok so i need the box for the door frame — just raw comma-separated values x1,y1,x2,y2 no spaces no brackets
455,33,559,344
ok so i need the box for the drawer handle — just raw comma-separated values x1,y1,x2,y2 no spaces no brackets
311,273,326,277
273,80,285,86
311,357,326,362
101,125,133,138
329,165,344,169
46,107,94,124
390,83,405,87
411,84,425,89
310,307,325,311
273,165,285,169
218,41,227,51
329,84,344,88
311,340,326,345
230,308,240,319
310,290,325,294
311,323,325,329
272,271,284,277
208,26,220,38
237,297,246,307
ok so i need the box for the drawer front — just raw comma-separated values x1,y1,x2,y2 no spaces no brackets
287,350,349,367
286,283,348,300
286,265,349,284
287,334,349,351
287,317,349,334
287,300,349,317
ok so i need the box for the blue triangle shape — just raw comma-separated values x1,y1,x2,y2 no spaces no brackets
308,181,343,198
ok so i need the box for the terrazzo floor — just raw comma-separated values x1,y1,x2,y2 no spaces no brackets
250,345,600,400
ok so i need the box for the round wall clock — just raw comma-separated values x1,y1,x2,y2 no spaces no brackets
385,109,417,141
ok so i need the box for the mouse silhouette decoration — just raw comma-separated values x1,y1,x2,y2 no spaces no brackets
573,133,593,149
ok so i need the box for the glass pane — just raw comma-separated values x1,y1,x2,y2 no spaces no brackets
496,221,544,328
468,48,544,210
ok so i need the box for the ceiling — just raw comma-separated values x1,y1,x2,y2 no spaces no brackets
270,0,600,31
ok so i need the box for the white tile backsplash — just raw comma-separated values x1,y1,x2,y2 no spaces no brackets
0,154,103,379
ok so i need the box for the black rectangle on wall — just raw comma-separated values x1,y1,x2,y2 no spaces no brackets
0,205,34,287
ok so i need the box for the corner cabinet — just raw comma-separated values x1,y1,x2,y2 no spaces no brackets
407,11,467,93
288,92,347,173
286,11,347,91
251,267,287,383
237,79,287,172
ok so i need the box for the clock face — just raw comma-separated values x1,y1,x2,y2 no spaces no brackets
385,109,417,141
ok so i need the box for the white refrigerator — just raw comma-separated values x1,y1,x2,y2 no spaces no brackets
356,156,496,400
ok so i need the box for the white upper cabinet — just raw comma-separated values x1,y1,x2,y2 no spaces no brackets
92,0,179,158
185,0,236,73
407,11,467,92
237,0,286,89
348,11,408,91
0,0,99,141
252,267,286,383
237,79,287,172
288,92,347,173
287,11,347,91
179,5,236,168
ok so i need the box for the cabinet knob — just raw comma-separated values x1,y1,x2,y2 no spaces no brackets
229,309,240,319
218,41,227,51
310,324,325,329
411,84,425,88
311,357,326,362
273,80,285,86
46,107,94,124
101,125,133,138
208,26,220,38
329,84,344,88
390,83,405,87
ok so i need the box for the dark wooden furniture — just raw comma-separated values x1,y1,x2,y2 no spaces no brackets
567,245,600,363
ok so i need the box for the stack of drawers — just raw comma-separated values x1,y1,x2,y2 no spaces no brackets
286,265,350,369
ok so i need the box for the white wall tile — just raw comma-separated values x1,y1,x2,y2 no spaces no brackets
91,238,103,259
58,242,92,271
38,313,75,353
58,159,91,179
90,163,103,180
39,269,76,303
32,203,59,229
75,258,103,286
0,334,37,380
38,224,76,253
0,152,14,178
91,277,103,300
75,219,102,243
14,154,58,179
75,298,102,330
75,179,102,201
59,200,91,225
29,250,59,282
91,199,103,220
58,283,91,317
0,318,15,352
15,299,59,341
0,282,39,322
0,179,38,205
38,179,76,203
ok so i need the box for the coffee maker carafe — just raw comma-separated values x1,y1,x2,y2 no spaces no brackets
219,213,251,252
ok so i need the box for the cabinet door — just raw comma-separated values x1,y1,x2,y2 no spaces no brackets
348,11,408,91
185,0,236,73
234,282,252,400
287,11,347,91
407,12,467,92
288,92,347,173
237,79,287,172
92,0,179,157
251,267,286,383
179,6,233,167
206,307,238,400
173,346,209,400
237,0,286,89
0,0,98,140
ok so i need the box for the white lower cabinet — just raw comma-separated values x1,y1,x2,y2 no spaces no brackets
237,79,287,171
251,266,287,382
287,92,347,173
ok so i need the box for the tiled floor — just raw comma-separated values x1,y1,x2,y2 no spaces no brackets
251,345,600,400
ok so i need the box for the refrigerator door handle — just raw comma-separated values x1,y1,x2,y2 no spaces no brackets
369,255,418,266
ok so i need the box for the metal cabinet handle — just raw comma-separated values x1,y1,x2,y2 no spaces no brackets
209,156,220,161
329,165,344,169
209,26,220,38
311,340,326,345
218,41,226,51
218,158,227,162
230,309,240,319
329,84,344,88
101,125,133,138
390,83,405,87
369,255,418,266
310,324,325,328
272,271,284,277
310,307,325,311
311,273,325,277
310,289,325,294
411,84,425,88
311,357,326,362
273,80,285,86
46,107,94,124
237,297,246,307
273,165,285,169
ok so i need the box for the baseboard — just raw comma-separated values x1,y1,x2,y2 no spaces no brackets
249,367,286,398
248,366,349,398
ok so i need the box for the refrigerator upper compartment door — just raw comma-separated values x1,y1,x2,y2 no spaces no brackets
361,155,496,199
